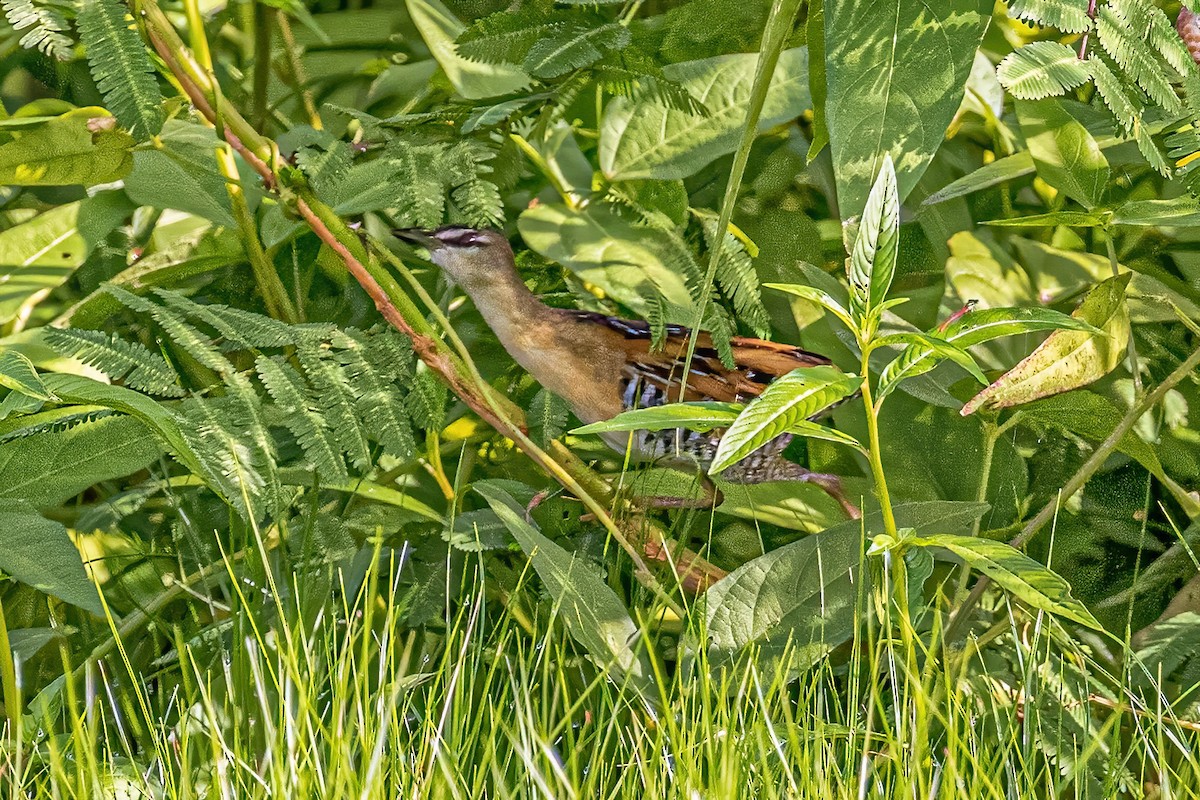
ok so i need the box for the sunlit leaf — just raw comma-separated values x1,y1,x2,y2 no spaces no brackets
962,273,1131,415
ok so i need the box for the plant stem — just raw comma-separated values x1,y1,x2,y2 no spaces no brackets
945,340,1200,642
972,418,998,537
252,2,272,131
0,596,20,740
860,352,898,539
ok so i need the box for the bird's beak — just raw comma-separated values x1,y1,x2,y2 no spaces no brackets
392,228,441,249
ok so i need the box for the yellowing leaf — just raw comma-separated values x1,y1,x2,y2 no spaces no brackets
961,273,1131,416
0,108,133,186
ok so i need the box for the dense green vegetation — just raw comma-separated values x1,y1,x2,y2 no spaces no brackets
2,0,1200,796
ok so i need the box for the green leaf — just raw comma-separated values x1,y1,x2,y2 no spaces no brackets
0,350,54,401
0,500,102,615
997,41,1092,100
406,0,530,100
0,109,133,186
874,331,987,386
77,0,164,139
599,48,810,181
847,154,899,317
572,402,742,435
982,210,1109,227
825,0,990,211
123,121,239,227
709,366,862,475
764,281,856,330
704,526,865,671
923,152,1036,205
518,202,695,318
0,414,163,508
908,533,1101,629
962,273,1132,415
0,203,104,325
474,482,651,691
1111,197,1200,227
1016,98,1109,209
877,306,1101,398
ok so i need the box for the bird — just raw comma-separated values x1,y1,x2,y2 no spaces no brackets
394,226,859,518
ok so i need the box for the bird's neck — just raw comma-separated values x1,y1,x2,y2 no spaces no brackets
453,256,560,365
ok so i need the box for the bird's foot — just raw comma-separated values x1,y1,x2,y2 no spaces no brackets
797,471,861,520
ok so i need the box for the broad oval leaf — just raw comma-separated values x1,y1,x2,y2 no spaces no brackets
825,0,990,211
599,48,810,181
0,500,102,615
705,526,864,671
908,533,1100,630
0,109,133,186
705,501,988,668
518,202,695,317
961,273,1131,415
572,402,741,435
877,307,1099,399
997,41,1092,100
848,154,899,317
709,366,862,475
1016,97,1109,209
474,482,651,692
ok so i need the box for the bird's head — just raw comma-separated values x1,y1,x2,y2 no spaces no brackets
393,226,513,288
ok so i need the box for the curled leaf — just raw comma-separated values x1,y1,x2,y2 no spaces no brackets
961,274,1131,416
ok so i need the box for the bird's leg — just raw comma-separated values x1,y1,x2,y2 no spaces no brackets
795,471,861,520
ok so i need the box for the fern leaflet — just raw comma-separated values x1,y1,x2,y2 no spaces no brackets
78,0,163,138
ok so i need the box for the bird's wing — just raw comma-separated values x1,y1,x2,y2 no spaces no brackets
568,312,832,404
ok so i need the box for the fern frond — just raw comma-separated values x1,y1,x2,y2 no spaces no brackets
1089,53,1141,131
998,41,1093,99
1,0,73,60
153,289,319,349
341,332,415,459
593,48,706,114
405,367,447,433
296,344,373,470
525,21,630,79
1134,119,1170,175
44,327,185,397
180,397,273,518
106,286,229,375
77,0,163,138
456,7,568,65
256,355,348,482
1109,0,1200,101
1096,5,1181,114
698,217,770,338
1004,0,1092,34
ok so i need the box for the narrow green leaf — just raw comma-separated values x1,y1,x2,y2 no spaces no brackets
874,331,987,385
962,273,1132,415
877,306,1101,397
572,402,742,435
709,366,862,475
909,533,1101,629
764,282,856,331
923,152,1036,205
475,482,651,692
982,210,1109,227
848,152,900,317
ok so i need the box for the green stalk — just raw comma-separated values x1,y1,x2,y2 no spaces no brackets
678,0,803,383
252,2,272,131
860,352,898,539
0,596,20,741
